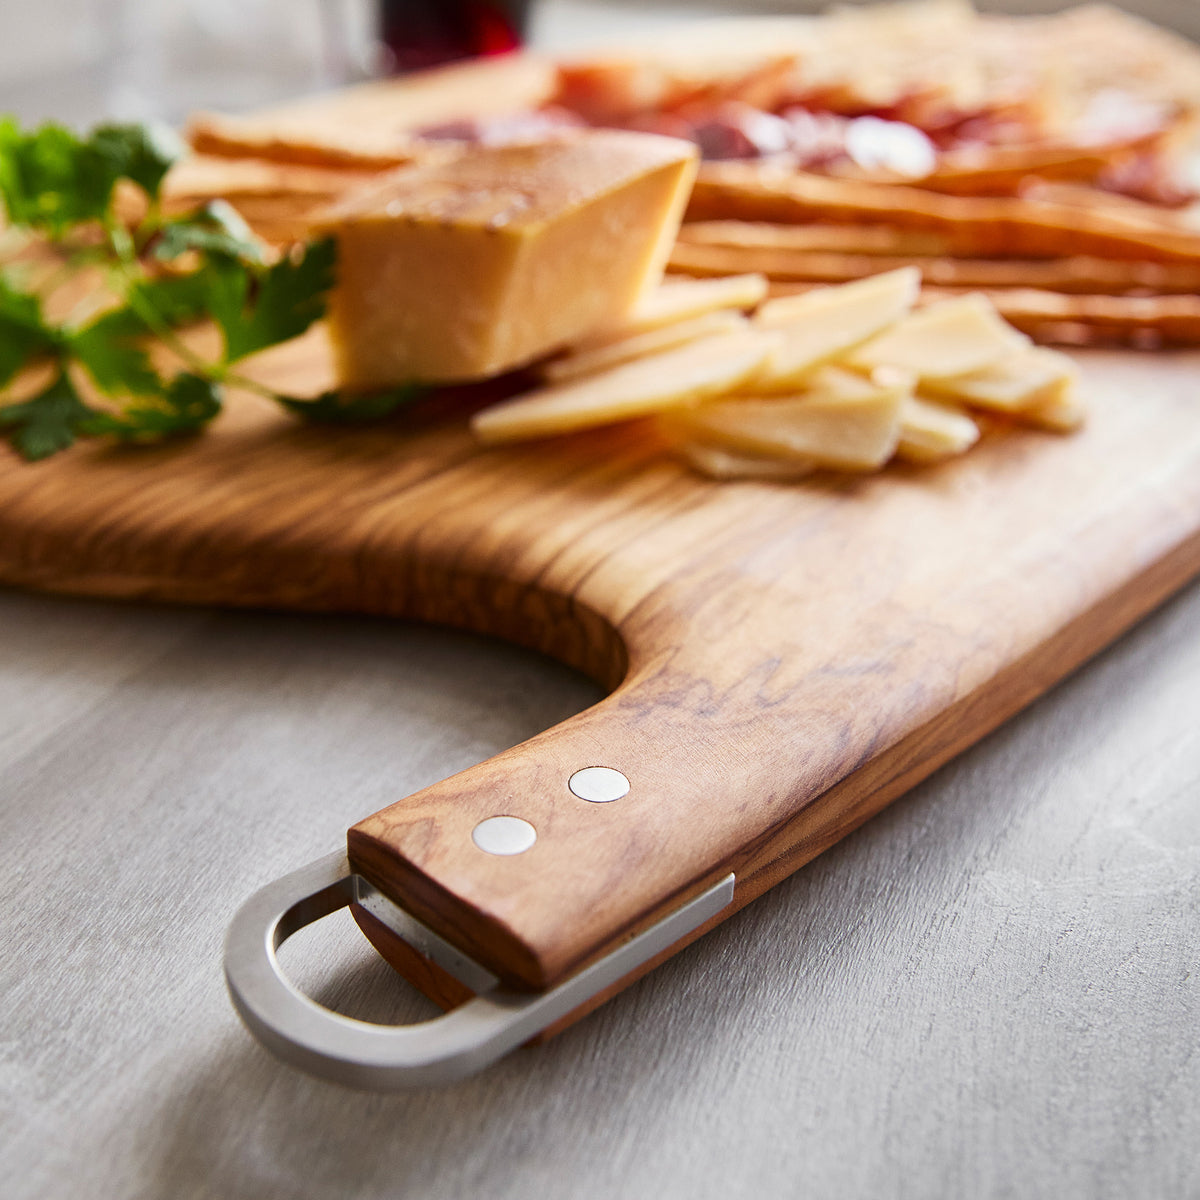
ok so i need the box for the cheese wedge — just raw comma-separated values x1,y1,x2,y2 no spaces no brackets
847,293,1030,379
920,345,1078,413
575,273,769,351
752,267,921,389
542,310,749,383
319,130,698,387
472,328,780,444
897,394,981,463
677,440,817,482
667,365,908,471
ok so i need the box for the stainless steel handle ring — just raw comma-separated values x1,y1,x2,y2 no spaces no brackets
224,850,735,1089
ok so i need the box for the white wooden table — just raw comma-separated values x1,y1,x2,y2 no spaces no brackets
2,7,1200,1197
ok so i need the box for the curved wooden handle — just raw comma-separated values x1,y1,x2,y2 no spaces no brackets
349,650,764,990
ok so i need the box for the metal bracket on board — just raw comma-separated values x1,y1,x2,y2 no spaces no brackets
224,851,736,1089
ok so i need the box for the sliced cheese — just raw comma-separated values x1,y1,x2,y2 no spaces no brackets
677,439,817,482
319,130,698,387
1022,379,1086,432
576,273,769,350
847,293,1029,379
472,328,780,444
897,394,981,463
921,345,1079,413
666,365,908,472
752,267,921,389
541,310,749,383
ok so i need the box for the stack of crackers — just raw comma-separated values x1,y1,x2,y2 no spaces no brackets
173,0,1200,349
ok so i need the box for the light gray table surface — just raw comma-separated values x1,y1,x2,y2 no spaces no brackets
1,574,1198,1200
3,7,1200,1199
2,549,1200,1200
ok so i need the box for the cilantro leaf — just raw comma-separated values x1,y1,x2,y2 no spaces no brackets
0,272,58,386
0,119,120,236
89,122,183,203
154,201,262,264
82,372,221,440
0,370,102,460
278,383,428,424
208,237,335,363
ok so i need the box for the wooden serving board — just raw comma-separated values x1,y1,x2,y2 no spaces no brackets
3,330,1200,999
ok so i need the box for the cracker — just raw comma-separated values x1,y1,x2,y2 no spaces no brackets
187,52,556,169
186,111,421,171
934,287,1200,348
678,220,954,257
160,154,377,243
163,154,378,202
668,239,1200,295
688,164,1200,262
884,133,1178,198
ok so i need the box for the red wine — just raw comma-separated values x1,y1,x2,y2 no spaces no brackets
380,1,531,72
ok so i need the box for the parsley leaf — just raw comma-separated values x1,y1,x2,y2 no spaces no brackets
154,201,262,264
0,119,120,236
208,236,335,363
0,119,429,462
125,271,212,328
68,272,211,396
89,122,183,203
0,272,58,386
278,383,428,424
0,370,102,460
82,372,221,440
67,305,160,397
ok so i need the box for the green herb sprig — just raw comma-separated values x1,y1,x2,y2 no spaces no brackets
0,118,422,460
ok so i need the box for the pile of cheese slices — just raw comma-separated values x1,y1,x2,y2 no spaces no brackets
471,267,1083,481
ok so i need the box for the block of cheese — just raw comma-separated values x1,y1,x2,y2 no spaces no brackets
317,131,698,387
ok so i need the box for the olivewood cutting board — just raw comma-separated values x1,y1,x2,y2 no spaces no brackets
2,327,1199,998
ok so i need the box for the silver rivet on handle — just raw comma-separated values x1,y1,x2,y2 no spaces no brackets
472,816,537,855
568,766,630,803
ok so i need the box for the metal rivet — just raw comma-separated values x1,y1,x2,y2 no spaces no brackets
472,816,536,856
568,766,630,804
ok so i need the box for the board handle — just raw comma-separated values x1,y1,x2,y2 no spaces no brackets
224,850,733,1088
345,651,782,991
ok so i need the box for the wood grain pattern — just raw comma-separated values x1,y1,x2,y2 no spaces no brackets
1,322,1199,991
